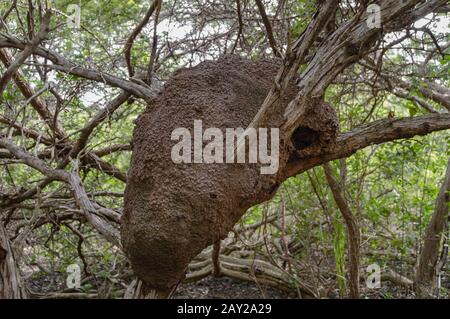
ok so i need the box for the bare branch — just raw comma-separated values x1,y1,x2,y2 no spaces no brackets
323,162,360,299
0,11,51,96
68,91,131,160
124,0,161,78
0,138,121,246
0,35,163,100
255,0,281,58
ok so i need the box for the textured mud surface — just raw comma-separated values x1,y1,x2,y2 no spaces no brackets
122,56,338,294
289,100,339,160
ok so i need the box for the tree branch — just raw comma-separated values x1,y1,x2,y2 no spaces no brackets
285,113,450,178
0,35,162,101
124,0,161,78
0,11,51,96
323,162,360,299
415,157,450,297
0,138,121,246
255,0,281,58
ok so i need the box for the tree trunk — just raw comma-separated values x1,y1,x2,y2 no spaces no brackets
323,162,361,299
415,158,450,297
0,224,27,299
212,241,221,277
124,278,173,299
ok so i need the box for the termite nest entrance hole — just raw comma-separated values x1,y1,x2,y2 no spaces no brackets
291,126,320,150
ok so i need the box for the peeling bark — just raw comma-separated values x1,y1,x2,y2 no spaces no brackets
0,224,27,299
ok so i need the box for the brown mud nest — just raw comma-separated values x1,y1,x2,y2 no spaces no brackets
122,56,338,295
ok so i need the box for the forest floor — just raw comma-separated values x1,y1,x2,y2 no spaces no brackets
174,276,292,299
25,268,449,299
173,276,413,299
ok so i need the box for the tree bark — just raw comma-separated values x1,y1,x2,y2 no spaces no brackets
212,241,221,277
323,162,360,299
0,224,27,299
414,158,450,297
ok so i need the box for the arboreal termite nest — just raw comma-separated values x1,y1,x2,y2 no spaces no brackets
289,100,339,160
121,56,338,296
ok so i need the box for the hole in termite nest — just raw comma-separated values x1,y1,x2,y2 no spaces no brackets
291,126,320,150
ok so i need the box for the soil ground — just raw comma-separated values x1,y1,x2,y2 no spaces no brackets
174,276,292,299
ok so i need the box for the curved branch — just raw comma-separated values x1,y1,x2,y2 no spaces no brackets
0,11,51,96
124,0,161,77
0,138,121,246
0,36,162,100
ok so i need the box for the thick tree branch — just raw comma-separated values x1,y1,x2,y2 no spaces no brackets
282,0,447,134
0,223,27,299
285,113,450,178
245,0,339,130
